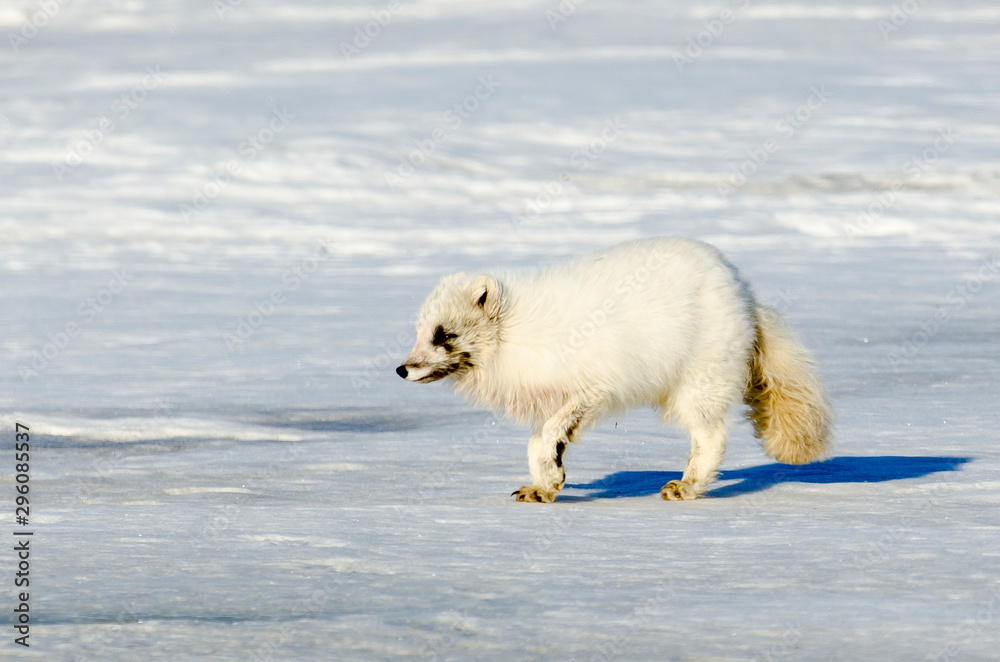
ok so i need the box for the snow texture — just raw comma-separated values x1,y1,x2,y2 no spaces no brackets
2,0,999,660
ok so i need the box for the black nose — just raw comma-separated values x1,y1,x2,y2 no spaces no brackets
396,365,408,379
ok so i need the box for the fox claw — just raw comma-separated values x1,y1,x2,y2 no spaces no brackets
512,485,557,503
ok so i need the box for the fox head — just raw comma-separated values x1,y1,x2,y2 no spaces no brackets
397,273,504,383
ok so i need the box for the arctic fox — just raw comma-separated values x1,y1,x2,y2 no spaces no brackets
397,237,833,502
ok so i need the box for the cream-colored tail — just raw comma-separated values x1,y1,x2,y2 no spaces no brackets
744,305,833,464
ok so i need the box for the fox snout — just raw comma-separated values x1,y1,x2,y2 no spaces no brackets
396,361,456,383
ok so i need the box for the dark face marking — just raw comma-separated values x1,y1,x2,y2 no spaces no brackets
414,351,476,383
417,364,460,382
432,325,459,352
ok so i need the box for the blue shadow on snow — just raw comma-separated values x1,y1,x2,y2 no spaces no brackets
566,456,971,499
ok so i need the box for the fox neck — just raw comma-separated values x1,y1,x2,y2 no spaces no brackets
451,338,563,426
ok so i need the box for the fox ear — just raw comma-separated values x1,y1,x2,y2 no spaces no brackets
469,274,503,319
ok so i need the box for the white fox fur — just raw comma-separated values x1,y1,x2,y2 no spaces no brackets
397,237,833,502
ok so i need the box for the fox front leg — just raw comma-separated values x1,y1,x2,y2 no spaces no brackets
512,403,587,503
511,432,567,502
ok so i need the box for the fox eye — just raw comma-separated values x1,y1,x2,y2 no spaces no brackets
432,325,458,349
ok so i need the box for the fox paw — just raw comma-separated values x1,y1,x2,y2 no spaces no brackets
512,485,557,503
661,480,699,501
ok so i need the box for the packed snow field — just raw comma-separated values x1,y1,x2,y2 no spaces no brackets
3,0,1000,659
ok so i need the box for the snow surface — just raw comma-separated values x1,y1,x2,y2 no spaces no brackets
2,0,1000,659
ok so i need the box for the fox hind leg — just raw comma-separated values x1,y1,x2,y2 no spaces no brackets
662,418,728,501
661,351,747,501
